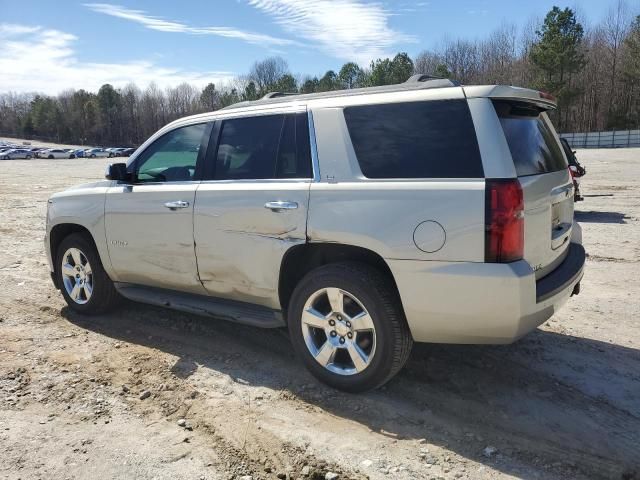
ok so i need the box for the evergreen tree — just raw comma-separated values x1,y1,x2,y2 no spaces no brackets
369,53,414,86
530,7,586,129
200,83,219,111
338,62,364,89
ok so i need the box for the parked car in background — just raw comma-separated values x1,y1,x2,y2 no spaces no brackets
1,148,33,159
104,148,120,157
39,148,75,159
32,148,48,157
120,147,136,156
85,148,110,158
73,149,86,158
113,148,130,156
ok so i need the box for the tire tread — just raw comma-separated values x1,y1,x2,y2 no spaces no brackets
56,232,120,315
288,261,413,392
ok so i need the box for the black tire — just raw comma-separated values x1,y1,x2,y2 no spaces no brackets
90,154,96,158
26,155,32,159
56,233,120,315
48,154,54,159
288,262,413,392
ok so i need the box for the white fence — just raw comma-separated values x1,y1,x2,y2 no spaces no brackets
559,130,640,148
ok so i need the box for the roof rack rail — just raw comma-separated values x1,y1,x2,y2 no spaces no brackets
261,92,298,100
220,76,462,110
405,74,460,87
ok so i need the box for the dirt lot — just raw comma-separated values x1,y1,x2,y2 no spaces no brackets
1,149,639,480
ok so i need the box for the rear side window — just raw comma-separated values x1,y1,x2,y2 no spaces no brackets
212,113,311,180
494,101,567,176
343,100,483,179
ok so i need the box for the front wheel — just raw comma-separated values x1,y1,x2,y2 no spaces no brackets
288,262,413,392
47,155,54,159
56,233,120,314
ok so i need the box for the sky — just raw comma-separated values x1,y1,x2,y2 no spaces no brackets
0,0,634,95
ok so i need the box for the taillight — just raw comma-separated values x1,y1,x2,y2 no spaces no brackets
485,179,524,263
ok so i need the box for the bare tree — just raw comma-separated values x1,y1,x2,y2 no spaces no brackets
413,50,445,76
248,57,290,93
603,0,632,124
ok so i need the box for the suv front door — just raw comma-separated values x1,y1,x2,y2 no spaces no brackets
194,111,313,309
105,122,211,294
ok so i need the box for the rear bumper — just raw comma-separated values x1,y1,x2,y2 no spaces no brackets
536,243,585,303
388,242,585,344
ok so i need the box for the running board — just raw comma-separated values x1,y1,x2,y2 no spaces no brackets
114,283,285,328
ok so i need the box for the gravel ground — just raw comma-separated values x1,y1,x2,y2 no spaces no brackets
0,148,639,480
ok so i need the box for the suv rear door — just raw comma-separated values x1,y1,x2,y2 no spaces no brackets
493,100,573,278
193,110,313,309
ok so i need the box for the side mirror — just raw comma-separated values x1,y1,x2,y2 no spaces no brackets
105,163,130,181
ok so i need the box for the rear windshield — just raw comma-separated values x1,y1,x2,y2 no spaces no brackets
494,101,567,176
343,100,483,179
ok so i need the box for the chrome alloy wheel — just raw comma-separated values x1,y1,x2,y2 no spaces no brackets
61,248,93,305
301,287,377,376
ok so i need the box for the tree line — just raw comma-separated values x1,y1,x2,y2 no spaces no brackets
1,4,639,147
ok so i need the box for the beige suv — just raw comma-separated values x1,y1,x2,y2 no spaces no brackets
45,76,585,392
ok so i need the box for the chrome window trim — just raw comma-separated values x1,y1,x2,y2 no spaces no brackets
198,178,312,185
308,110,321,182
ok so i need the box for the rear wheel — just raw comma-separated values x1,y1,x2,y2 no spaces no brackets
47,154,54,159
288,262,413,392
56,233,120,314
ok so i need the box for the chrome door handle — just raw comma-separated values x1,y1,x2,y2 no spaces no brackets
164,200,190,210
264,201,298,212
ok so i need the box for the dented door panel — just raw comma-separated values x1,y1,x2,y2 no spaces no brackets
193,180,310,309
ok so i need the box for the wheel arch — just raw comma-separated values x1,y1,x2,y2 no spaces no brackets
278,242,403,319
49,223,100,288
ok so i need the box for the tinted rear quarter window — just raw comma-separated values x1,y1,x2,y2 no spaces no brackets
343,100,483,179
494,101,567,176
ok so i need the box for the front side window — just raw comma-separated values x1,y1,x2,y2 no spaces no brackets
212,113,311,180
135,123,207,182
343,100,483,179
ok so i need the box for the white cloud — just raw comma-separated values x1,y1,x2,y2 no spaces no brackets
247,0,416,64
0,24,235,94
84,3,297,47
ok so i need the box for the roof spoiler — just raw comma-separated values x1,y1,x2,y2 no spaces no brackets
463,85,557,110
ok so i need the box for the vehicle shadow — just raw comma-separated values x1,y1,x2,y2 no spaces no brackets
62,304,640,480
574,210,629,224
